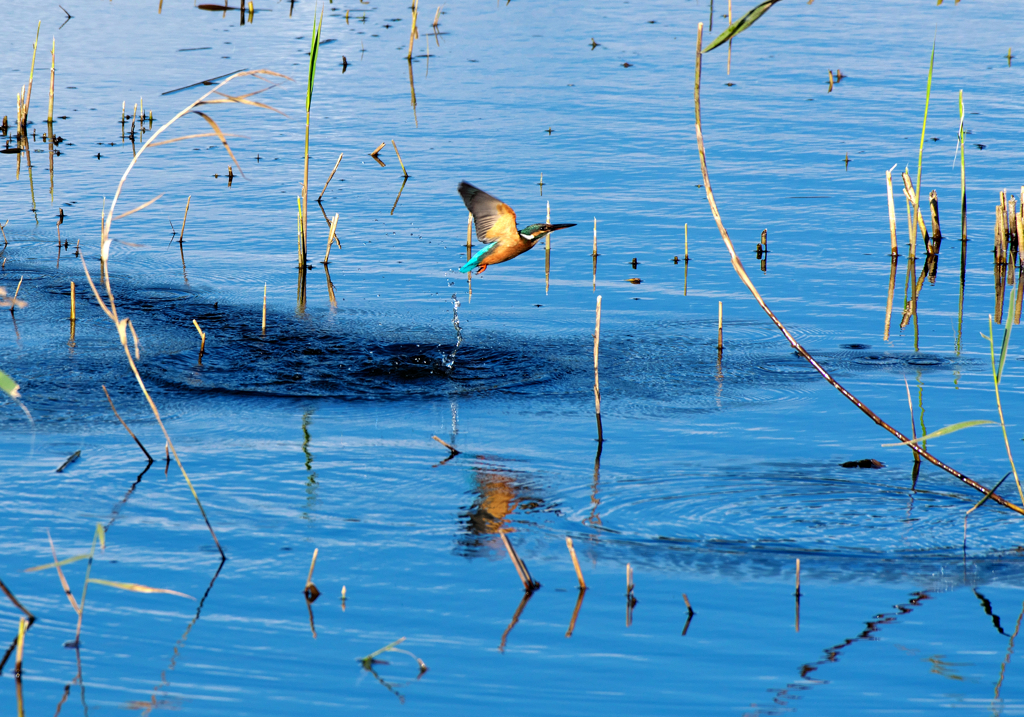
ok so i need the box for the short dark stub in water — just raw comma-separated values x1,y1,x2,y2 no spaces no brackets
841,459,885,469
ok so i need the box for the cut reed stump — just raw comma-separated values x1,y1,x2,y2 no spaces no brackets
886,164,898,256
500,532,540,592
593,296,604,443
928,189,942,255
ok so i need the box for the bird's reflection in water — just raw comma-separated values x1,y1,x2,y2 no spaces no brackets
457,461,551,555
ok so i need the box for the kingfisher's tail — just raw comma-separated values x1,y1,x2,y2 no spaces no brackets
460,243,496,273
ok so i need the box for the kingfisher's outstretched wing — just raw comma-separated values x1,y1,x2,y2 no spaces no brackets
458,181,519,244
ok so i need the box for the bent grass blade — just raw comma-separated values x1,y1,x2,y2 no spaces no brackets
882,419,996,447
702,0,781,53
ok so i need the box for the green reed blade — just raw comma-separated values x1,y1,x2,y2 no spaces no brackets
882,419,996,447
702,0,781,53
913,38,935,247
0,369,20,399
306,9,323,114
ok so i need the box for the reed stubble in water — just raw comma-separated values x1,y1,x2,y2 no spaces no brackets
594,295,603,443
500,532,539,592
565,537,586,590
317,152,343,201
545,201,551,294
693,21,1024,515
886,164,898,256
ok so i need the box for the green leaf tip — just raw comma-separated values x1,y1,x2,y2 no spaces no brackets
0,369,20,399
882,419,997,448
702,0,782,53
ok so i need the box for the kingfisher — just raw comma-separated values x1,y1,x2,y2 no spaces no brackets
458,181,576,274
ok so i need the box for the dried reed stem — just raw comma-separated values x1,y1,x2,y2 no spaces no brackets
304,548,320,600
594,295,603,443
684,222,689,262
179,195,191,244
886,164,898,256
693,21,1024,515
14,618,25,679
500,532,539,591
431,435,459,455
47,38,54,125
565,537,586,590
794,558,801,596
192,319,206,360
406,0,419,60
262,282,267,335
545,201,551,294
391,140,409,178
717,301,723,351
322,213,339,264
318,152,343,201
69,281,76,323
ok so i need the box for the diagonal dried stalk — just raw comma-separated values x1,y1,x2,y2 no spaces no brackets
693,22,1022,516
80,70,292,559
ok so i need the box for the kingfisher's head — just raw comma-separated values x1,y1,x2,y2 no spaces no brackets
519,222,578,242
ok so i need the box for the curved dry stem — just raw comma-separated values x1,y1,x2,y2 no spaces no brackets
693,22,1023,517
102,69,288,255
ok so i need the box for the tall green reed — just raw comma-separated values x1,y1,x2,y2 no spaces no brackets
300,7,325,268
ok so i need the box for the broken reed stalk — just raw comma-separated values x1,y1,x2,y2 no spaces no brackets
684,222,690,262
391,140,409,178
886,164,898,256
717,301,723,351
179,195,191,244
693,21,1024,515
959,91,966,247
794,558,801,596
500,532,539,591
322,213,339,264
565,537,586,590
317,152,343,201
431,435,459,455
69,281,76,323
262,282,267,335
192,319,206,360
11,276,24,314
545,201,551,294
406,0,419,61
929,190,941,254
304,548,320,600
592,217,598,291
47,38,54,125
594,295,603,443
101,385,153,462
14,617,25,679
